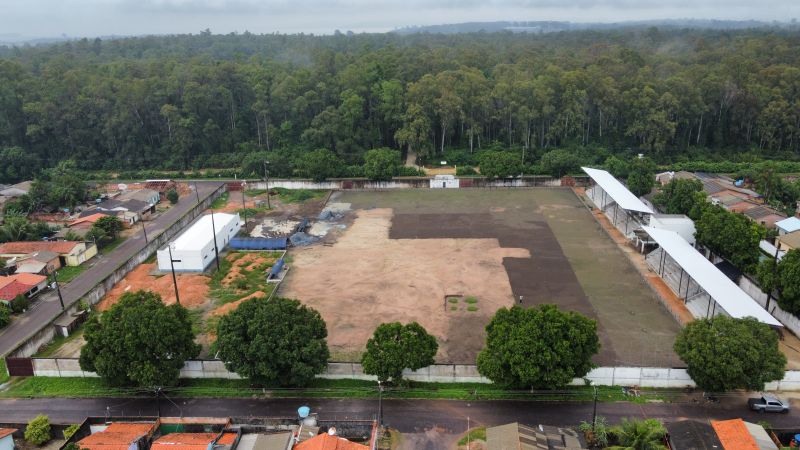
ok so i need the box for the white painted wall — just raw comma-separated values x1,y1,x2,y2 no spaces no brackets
156,214,241,272
429,176,459,189
739,276,800,337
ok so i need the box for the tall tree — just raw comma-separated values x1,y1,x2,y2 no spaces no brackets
361,322,438,383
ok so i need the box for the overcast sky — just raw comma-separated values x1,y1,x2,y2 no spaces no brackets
1,0,799,41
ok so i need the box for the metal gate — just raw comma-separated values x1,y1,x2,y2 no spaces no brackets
5,357,34,376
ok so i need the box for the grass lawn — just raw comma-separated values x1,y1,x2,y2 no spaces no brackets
0,376,666,402
34,328,85,357
56,266,87,283
0,359,8,384
209,251,281,305
209,192,229,210
273,188,326,203
457,427,486,446
100,237,126,255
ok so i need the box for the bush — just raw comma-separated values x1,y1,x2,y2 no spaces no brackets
63,424,80,440
10,294,29,314
166,188,179,204
456,166,478,176
0,304,10,328
25,414,51,445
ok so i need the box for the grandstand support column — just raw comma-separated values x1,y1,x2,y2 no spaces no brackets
678,268,685,298
613,203,618,225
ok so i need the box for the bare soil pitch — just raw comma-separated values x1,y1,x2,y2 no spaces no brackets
281,189,682,366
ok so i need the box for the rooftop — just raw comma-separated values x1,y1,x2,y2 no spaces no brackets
69,213,108,227
0,281,29,300
293,433,369,450
486,422,587,450
777,217,800,233
743,205,786,221
710,419,774,450
778,231,800,249
0,428,16,439
582,167,654,214
0,273,47,287
151,432,218,450
166,213,239,252
0,241,82,255
78,422,157,450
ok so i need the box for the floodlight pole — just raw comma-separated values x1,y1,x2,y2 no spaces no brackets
167,243,181,305
194,181,201,205
241,182,248,230
48,268,65,311
263,161,270,210
210,210,220,270
377,381,383,426
591,382,598,431
141,219,148,244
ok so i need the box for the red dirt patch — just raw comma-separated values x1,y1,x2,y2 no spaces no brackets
211,291,267,316
98,263,210,310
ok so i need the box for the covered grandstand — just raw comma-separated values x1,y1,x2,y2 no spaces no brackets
641,226,781,328
583,167,654,237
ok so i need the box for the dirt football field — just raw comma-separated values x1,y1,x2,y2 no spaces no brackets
279,188,682,366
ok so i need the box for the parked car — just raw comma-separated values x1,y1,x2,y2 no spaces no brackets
748,395,790,413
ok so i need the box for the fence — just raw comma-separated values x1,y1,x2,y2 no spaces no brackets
247,175,576,191
5,184,228,359
739,275,800,337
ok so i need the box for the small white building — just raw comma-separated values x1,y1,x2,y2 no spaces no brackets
430,174,459,189
157,213,241,272
776,217,800,236
0,428,16,450
648,214,697,245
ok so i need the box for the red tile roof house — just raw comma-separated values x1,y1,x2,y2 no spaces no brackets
293,432,369,450
0,428,17,450
77,422,157,450
0,273,47,304
0,240,98,267
150,433,219,450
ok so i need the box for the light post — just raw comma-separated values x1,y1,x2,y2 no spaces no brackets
210,210,220,270
167,243,181,305
591,381,598,431
48,269,65,311
194,181,201,205
141,219,148,244
377,380,383,426
263,161,270,210
241,181,248,230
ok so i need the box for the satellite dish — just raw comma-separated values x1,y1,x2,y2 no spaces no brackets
117,183,128,191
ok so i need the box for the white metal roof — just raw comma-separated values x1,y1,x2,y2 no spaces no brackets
776,217,800,234
169,213,239,252
642,226,782,327
582,167,654,214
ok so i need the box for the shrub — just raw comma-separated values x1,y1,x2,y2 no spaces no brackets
63,424,80,440
166,188,179,204
10,294,29,314
25,414,51,445
0,304,10,328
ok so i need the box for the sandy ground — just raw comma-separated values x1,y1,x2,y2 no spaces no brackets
97,263,210,310
280,208,528,363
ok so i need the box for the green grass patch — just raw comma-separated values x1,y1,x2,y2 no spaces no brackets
237,207,270,217
0,359,8,384
244,189,267,197
208,251,281,305
448,297,459,304
467,306,478,312
186,308,205,336
450,306,458,311
34,327,85,357
465,296,478,304
56,265,88,283
0,377,668,402
457,427,486,446
273,188,326,203
100,237,126,255
209,192,230,210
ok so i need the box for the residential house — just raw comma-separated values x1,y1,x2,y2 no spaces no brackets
77,422,157,450
14,250,61,275
0,273,48,303
778,231,800,252
68,213,108,236
0,241,97,267
151,433,218,450
118,188,160,212
0,428,17,450
144,180,177,200
666,420,723,450
294,432,369,450
742,205,788,229
776,217,800,235
711,419,778,450
485,423,587,450
95,197,152,225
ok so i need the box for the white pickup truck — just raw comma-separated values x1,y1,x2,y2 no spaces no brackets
748,395,790,413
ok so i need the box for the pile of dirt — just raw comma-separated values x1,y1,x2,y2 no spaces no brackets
97,263,210,310
211,291,267,316
220,252,273,288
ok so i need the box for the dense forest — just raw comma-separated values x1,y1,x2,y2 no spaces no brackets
1,27,800,182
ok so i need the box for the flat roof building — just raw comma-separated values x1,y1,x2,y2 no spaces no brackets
157,213,241,272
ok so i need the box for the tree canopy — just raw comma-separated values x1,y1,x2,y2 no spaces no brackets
694,205,765,272
479,151,523,179
626,156,656,197
673,315,786,392
770,249,800,314
216,297,329,386
361,322,439,383
363,148,401,181
651,178,706,218
540,149,581,178
477,304,599,389
79,290,200,387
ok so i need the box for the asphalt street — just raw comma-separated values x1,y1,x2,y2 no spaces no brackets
0,396,797,432
0,181,225,357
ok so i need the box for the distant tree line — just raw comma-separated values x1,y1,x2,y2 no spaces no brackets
2,28,800,183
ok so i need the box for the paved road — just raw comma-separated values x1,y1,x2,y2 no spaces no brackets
0,182,224,356
0,395,796,432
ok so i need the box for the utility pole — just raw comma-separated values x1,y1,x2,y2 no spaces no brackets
210,210,220,270
48,269,65,311
241,181,248,230
167,243,181,305
377,381,383,426
591,382,598,432
194,181,201,205
141,219,148,244
263,161,270,210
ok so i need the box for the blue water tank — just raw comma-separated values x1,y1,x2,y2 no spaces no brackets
298,406,310,418
270,258,285,277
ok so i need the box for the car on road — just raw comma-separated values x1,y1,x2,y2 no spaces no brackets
748,394,790,413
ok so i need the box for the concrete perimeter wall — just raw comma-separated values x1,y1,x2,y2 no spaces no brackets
26,358,800,390
7,184,227,358
739,275,800,337
249,176,573,191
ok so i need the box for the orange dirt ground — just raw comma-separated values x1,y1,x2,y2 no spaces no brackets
97,263,210,310
280,208,529,363
213,191,256,213
211,291,267,316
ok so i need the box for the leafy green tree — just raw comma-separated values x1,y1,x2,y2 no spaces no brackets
540,149,580,178
651,178,706,218
603,155,629,178
773,250,800,314
25,414,51,445
93,216,123,239
626,157,656,197
0,304,10,328
479,152,522,179
79,290,200,387
28,160,87,211
85,227,108,248
363,148,401,181
477,304,599,389
361,322,438,383
695,205,764,272
216,297,329,386
612,418,667,450
296,149,344,182
0,214,53,243
0,146,40,184
673,316,786,392
10,294,29,314
166,188,179,204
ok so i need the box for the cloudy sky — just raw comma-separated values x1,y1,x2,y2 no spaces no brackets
1,0,799,40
